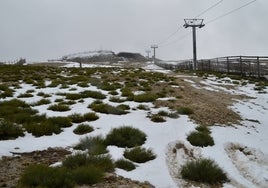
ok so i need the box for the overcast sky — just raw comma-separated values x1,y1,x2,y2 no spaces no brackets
0,0,267,62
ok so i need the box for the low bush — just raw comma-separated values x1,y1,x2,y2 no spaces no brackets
71,166,104,185
133,93,157,103
0,84,14,98
83,112,99,122
62,153,114,172
124,147,156,163
115,158,136,171
69,113,84,123
73,124,94,135
48,116,72,128
37,92,51,98
117,104,130,110
121,87,134,100
77,82,89,88
0,99,38,124
17,93,33,98
108,90,119,95
109,96,126,103
31,99,51,106
157,110,169,116
187,131,214,147
48,104,70,112
80,90,106,99
150,114,166,123
74,136,108,155
137,104,150,111
19,164,73,188
69,112,99,123
177,107,194,115
89,101,128,115
195,125,211,134
24,120,62,137
105,126,146,148
0,120,24,140
65,93,83,100
181,158,228,184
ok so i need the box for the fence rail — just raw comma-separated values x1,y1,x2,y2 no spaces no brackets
156,56,268,78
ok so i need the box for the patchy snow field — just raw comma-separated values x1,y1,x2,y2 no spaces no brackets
0,63,267,188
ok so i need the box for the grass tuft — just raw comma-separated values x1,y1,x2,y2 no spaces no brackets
105,126,146,148
74,136,108,155
48,104,70,112
181,158,228,184
115,158,136,171
123,147,156,163
73,124,94,135
0,120,24,140
187,131,214,147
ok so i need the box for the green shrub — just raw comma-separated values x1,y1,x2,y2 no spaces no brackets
181,159,228,184
195,126,211,134
37,92,51,98
77,82,89,88
108,90,119,95
0,84,14,98
177,107,194,115
62,153,114,172
48,116,72,128
117,104,130,110
80,90,106,99
69,112,99,123
150,114,166,123
133,93,157,102
24,120,62,137
109,96,126,103
137,104,150,111
105,126,146,148
74,136,108,155
71,166,104,185
83,112,99,122
31,99,51,106
19,164,73,188
124,147,156,163
187,131,214,147
65,93,83,100
168,112,179,119
73,124,94,135
89,101,128,115
121,87,134,100
48,104,70,112
157,110,169,116
17,93,34,98
69,113,85,123
0,120,24,140
115,159,136,171
0,99,38,124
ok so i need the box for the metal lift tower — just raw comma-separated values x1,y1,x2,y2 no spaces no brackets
184,19,205,71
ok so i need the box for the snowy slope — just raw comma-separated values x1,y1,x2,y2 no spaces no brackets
0,66,267,188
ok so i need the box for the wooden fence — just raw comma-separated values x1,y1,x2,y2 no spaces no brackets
156,56,268,78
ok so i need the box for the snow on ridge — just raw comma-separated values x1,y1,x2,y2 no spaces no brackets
63,50,114,59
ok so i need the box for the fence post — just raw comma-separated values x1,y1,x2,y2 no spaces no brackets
208,60,211,71
227,57,230,73
239,56,243,75
257,56,260,78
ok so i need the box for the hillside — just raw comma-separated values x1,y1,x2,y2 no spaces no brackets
0,63,267,187
61,50,147,63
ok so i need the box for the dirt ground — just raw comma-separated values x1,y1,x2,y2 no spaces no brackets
154,73,245,126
